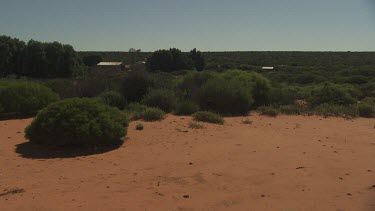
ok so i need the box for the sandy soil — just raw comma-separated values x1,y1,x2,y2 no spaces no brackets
0,114,375,211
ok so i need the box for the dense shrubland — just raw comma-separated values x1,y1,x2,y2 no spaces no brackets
1,35,374,122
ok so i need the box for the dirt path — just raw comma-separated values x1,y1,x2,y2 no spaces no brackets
1,115,375,210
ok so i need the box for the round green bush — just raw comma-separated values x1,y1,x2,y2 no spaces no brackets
198,77,253,115
308,83,356,107
142,89,176,112
358,103,375,118
136,123,144,130
98,91,127,109
174,100,199,116
142,107,165,121
25,98,128,147
0,82,59,115
221,70,271,107
192,111,224,124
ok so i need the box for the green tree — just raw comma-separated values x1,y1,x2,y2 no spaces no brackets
146,48,193,72
189,48,205,71
82,54,103,67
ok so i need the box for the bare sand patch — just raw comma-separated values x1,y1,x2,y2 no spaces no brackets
0,115,375,210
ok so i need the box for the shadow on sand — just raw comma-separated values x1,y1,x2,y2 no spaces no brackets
15,140,125,159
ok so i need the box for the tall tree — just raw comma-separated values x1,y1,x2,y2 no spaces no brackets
146,48,193,72
189,48,205,71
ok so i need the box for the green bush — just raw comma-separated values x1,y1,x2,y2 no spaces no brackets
43,79,76,98
258,106,279,117
151,72,177,90
142,89,176,112
279,105,304,115
313,103,358,118
98,91,127,110
178,71,217,101
25,98,128,147
0,82,59,115
122,70,153,102
174,100,199,115
136,123,144,130
126,102,148,113
198,77,253,115
309,83,356,107
142,107,165,121
192,111,224,124
0,103,3,113
125,103,148,121
357,103,375,118
361,97,375,105
269,85,302,106
221,70,271,106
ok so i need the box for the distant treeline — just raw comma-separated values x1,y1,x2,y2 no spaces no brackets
0,35,82,78
78,51,375,69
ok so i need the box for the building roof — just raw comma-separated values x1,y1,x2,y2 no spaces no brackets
262,67,274,70
97,62,122,66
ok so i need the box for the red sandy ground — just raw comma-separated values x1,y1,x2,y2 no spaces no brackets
0,114,375,211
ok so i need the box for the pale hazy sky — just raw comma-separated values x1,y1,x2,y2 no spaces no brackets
1,0,375,51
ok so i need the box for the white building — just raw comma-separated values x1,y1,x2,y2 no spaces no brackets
262,67,274,70
95,62,123,71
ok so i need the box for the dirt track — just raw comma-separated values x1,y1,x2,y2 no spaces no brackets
1,115,375,211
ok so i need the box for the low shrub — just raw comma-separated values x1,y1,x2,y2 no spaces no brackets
362,97,375,105
358,103,375,118
188,121,204,129
142,89,176,112
25,98,128,147
192,111,224,124
279,105,304,115
174,100,199,116
136,123,144,130
258,106,279,117
125,103,148,121
126,102,148,113
98,91,127,110
313,103,358,118
0,82,59,115
142,107,165,121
